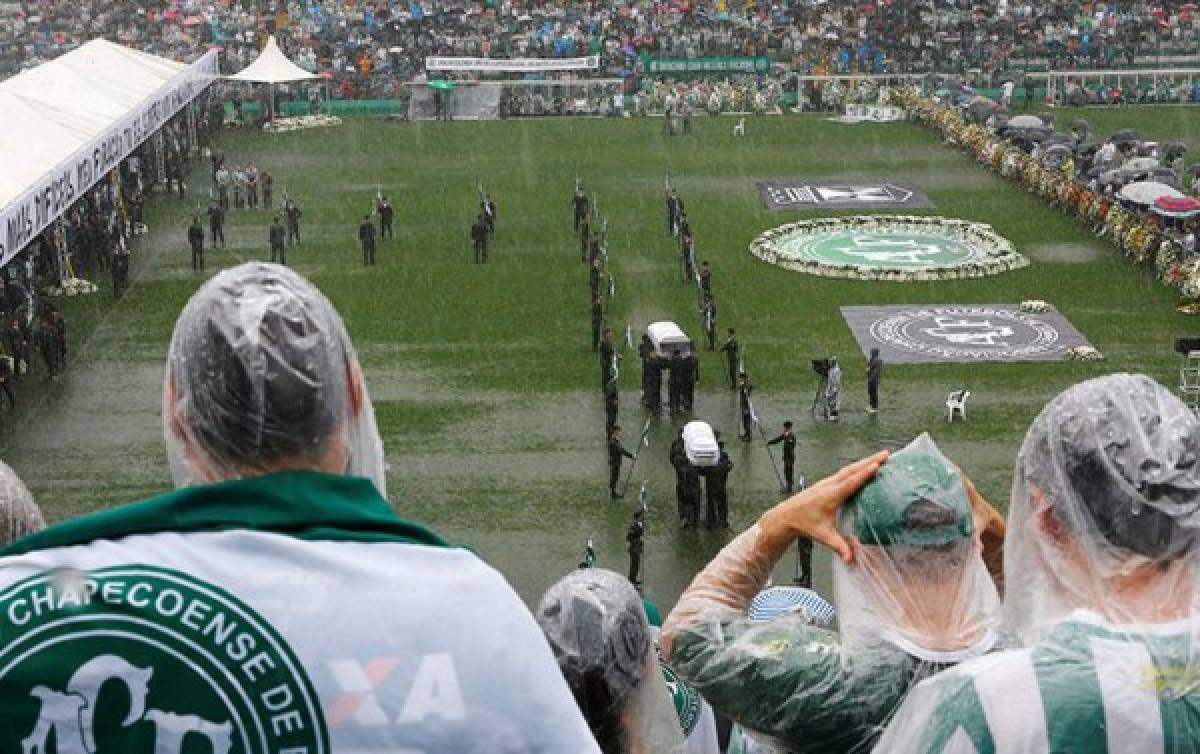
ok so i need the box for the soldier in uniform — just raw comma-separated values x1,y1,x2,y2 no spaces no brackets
111,248,130,299
590,294,604,352
682,344,699,412
285,200,302,245
471,214,488,264
187,217,205,271
680,225,696,280
482,193,497,237
667,189,683,236
702,442,733,527
573,187,589,231
261,170,273,209
720,328,739,390
589,258,603,299
866,348,883,414
669,429,687,521
579,211,591,263
377,196,394,240
699,261,712,294
599,328,617,387
626,510,644,587
700,294,717,352
607,425,635,499
603,377,619,434
766,420,799,492
680,461,702,529
269,216,287,265
359,214,377,266
737,372,754,441
207,202,225,249
667,348,685,415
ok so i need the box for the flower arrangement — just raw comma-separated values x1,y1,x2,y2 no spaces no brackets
263,115,343,133
45,278,99,297
1066,345,1104,361
1020,299,1050,313
748,215,1027,282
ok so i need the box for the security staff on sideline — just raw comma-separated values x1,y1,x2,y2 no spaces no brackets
207,202,225,248
269,216,287,265
359,215,377,266
471,214,489,264
187,217,205,271
377,196,394,240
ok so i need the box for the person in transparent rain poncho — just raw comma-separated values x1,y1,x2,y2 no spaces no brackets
876,374,1200,754
0,263,600,753
661,434,1006,754
0,460,44,545
538,569,687,754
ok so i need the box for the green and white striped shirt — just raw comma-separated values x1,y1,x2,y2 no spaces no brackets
876,611,1200,754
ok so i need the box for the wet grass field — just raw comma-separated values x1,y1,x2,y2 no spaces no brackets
2,108,1194,609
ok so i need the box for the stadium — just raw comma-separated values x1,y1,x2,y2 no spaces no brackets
2,2,1200,752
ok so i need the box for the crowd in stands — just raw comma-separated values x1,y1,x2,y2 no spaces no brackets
5,1,1200,102
0,257,1195,752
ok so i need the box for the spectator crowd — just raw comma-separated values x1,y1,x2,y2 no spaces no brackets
0,259,1195,753
5,1,1200,103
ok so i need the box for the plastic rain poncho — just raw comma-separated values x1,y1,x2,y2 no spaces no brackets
662,436,1001,754
0,460,44,545
875,374,1200,754
163,262,386,494
539,569,687,754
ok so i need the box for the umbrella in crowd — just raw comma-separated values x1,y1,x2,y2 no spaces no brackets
1006,114,1048,130
1153,196,1200,219
1119,180,1185,206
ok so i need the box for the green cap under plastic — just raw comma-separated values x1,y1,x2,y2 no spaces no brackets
848,434,973,547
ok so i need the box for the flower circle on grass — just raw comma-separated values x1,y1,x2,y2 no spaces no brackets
749,215,1028,282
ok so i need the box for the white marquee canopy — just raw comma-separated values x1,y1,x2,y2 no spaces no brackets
0,39,219,266
227,36,317,84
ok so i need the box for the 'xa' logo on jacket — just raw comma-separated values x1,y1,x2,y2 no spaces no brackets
2,566,328,753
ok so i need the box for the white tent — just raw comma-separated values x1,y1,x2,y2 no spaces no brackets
227,35,317,123
227,35,317,84
0,40,219,267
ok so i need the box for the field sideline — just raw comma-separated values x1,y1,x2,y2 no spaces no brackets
1,108,1193,606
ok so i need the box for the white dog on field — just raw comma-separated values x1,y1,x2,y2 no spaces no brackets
733,118,746,137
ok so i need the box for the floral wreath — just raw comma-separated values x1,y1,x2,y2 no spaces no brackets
748,215,1028,282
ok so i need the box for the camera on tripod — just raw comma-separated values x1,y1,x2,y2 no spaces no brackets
811,358,832,377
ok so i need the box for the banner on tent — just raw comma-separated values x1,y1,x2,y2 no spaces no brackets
0,50,220,266
425,56,599,72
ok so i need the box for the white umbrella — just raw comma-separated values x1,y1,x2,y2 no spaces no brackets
1123,156,1161,173
1119,181,1185,206
1006,114,1046,129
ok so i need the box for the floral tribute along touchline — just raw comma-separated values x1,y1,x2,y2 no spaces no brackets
263,114,344,133
748,215,1028,282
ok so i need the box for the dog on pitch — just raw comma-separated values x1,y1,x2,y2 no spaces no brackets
733,118,746,137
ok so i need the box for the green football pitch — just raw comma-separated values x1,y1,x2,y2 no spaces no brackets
3,106,1195,608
